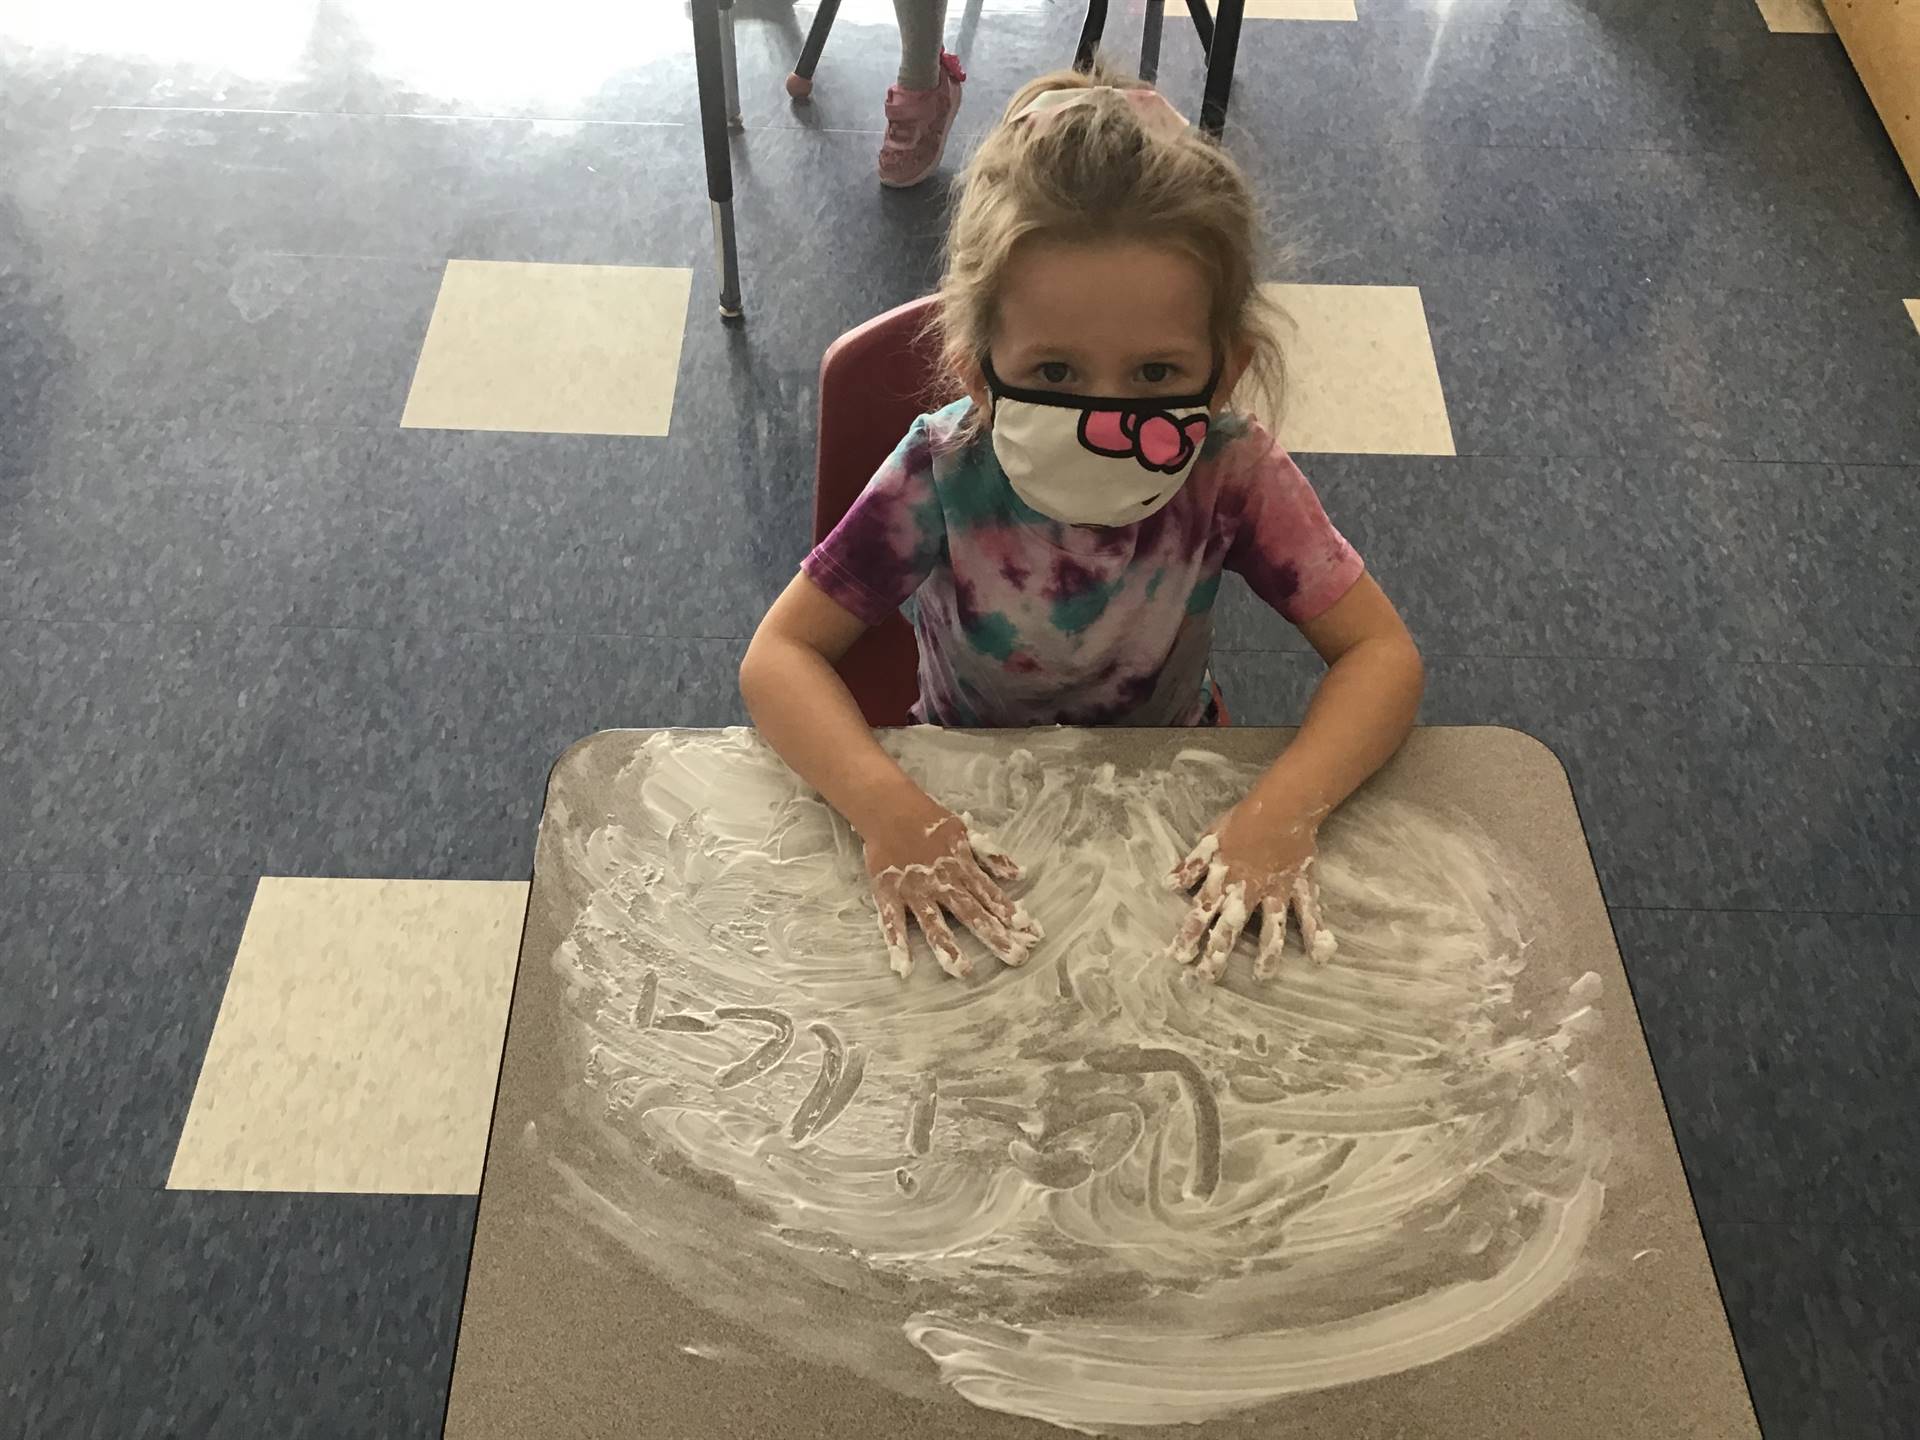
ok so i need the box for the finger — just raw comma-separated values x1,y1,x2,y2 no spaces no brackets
1253,893,1291,981
876,895,913,978
911,900,973,979
1009,899,1045,943
941,887,1031,967
966,827,1024,885
1293,865,1336,963
1194,882,1252,985
957,859,1017,926
954,861,1043,950
1166,860,1229,965
1167,829,1220,892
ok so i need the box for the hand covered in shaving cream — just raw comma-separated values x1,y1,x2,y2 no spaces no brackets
1166,800,1336,983
865,807,1044,979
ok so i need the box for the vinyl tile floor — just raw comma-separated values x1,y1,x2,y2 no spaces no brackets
1,0,1916,1435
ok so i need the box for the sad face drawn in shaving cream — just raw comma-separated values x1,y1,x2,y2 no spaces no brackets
543,730,1608,1433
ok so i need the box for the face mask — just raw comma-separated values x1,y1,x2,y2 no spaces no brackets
983,358,1217,528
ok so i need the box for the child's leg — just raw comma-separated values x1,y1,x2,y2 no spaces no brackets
880,0,963,187
892,0,950,89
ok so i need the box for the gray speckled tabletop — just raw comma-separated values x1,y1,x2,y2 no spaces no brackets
445,726,1757,1440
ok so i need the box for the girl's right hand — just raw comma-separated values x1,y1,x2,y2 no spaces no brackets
864,803,1043,979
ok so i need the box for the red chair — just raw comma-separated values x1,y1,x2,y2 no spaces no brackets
813,296,946,727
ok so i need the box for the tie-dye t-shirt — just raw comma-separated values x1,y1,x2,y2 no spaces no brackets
802,398,1363,727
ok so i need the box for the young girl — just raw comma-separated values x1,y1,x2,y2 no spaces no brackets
742,69,1425,984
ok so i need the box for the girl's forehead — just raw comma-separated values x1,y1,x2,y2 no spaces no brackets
996,237,1213,350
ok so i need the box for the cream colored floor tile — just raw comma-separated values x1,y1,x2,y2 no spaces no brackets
1906,299,1920,336
169,878,529,1194
402,260,692,436
1244,0,1359,20
1752,0,1832,33
1251,283,1456,456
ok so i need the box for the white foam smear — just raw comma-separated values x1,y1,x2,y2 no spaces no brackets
540,728,1609,1432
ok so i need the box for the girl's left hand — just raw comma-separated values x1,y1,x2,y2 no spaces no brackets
1165,799,1336,984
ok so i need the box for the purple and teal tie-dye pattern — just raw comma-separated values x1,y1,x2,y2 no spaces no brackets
803,399,1363,727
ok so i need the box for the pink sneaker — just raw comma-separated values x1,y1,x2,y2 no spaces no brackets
879,50,965,189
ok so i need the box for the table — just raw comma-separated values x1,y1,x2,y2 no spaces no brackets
444,725,1758,1438
685,0,1250,321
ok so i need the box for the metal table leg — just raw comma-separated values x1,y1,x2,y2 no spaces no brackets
1199,0,1243,138
691,0,743,318
718,0,743,129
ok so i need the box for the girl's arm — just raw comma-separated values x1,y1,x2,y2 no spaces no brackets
739,572,934,839
1246,573,1424,819
1168,574,1422,980
740,574,1041,977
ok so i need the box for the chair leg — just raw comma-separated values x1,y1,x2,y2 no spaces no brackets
718,0,743,129
1074,0,1109,70
692,0,744,318
1185,0,1216,54
1139,0,1164,82
788,0,843,99
954,0,986,59
1199,0,1243,138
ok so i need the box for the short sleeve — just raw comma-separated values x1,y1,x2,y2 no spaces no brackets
1219,422,1364,624
801,416,948,627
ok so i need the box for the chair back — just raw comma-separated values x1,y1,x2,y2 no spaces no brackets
813,296,946,726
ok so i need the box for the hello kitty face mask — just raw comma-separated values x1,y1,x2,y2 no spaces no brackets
983,357,1217,528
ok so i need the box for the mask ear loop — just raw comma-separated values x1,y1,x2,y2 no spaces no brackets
978,355,1005,429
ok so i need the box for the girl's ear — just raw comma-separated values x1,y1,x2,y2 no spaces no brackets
1214,339,1256,412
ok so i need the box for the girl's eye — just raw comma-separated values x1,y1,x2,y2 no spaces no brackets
1037,361,1071,384
1140,362,1175,384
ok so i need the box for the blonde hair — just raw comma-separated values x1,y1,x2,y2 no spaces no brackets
935,66,1286,426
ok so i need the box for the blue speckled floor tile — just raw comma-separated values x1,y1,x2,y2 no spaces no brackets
1224,2,1882,157
1362,0,1762,27
28,107,710,266
249,627,751,878
19,248,445,432
1214,455,1920,667
1421,265,1920,465
1,622,748,878
0,623,286,876
0,873,253,1186
97,1191,476,1440
709,126,955,313
1613,909,1920,1226
1,421,383,629
1238,128,1920,299
1217,651,1919,914
0,419,810,639
0,1185,150,1438
1420,657,1919,914
1703,1220,1920,1440
1208,650,1330,727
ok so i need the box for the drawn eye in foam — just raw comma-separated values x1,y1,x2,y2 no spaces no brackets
543,729,1610,1432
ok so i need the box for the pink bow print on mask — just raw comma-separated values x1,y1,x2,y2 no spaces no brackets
1078,409,1210,475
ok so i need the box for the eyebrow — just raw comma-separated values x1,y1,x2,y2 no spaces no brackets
1013,344,1208,363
